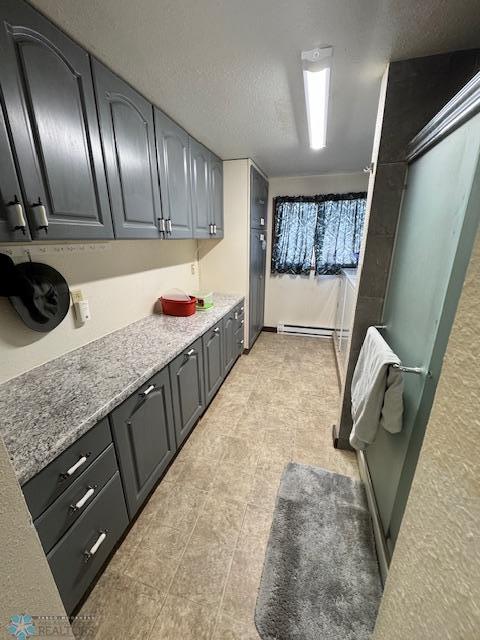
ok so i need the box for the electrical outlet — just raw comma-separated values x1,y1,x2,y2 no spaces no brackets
71,289,84,304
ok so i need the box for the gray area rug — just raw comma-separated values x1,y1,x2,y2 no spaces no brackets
255,463,382,640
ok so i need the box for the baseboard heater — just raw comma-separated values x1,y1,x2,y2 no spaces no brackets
277,322,334,338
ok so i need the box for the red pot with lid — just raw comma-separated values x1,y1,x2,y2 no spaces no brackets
155,289,197,317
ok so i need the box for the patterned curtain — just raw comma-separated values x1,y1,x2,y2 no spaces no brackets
314,196,367,275
271,193,366,276
271,199,318,275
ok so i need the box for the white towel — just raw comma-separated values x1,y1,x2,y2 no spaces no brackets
349,327,404,451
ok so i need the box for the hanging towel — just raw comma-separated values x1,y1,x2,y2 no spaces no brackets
349,327,404,451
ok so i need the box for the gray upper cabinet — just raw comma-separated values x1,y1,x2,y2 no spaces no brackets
203,320,224,403
210,153,224,238
0,0,113,240
154,109,193,239
93,60,162,239
0,102,30,241
250,165,268,230
169,337,205,447
190,138,211,238
110,368,176,519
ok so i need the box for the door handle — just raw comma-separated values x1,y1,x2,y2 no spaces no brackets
60,453,91,480
140,384,155,396
260,217,265,226
70,485,97,512
32,199,48,233
7,197,27,235
84,530,108,562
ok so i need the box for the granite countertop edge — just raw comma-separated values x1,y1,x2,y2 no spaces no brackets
0,293,244,485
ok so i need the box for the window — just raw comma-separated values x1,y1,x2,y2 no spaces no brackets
271,192,366,276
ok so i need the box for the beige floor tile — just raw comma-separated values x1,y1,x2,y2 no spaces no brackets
329,448,361,480
166,456,219,491
75,571,163,640
169,537,233,607
142,520,193,561
248,468,282,512
143,482,207,530
222,548,264,622
209,459,256,503
190,494,246,548
292,443,333,469
107,510,152,574
212,613,260,640
221,436,260,470
148,595,215,640
181,430,227,461
124,542,179,593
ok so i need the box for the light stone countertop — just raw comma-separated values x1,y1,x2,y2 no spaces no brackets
0,293,243,485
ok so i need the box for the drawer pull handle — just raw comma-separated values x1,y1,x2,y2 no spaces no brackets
214,327,220,334
84,530,108,562
240,319,244,325
260,217,265,225
61,454,90,480
185,348,195,357
141,384,155,396
240,307,244,312
71,486,96,512
234,312,238,320
239,339,244,345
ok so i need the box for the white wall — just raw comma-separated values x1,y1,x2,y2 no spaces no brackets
264,172,368,329
0,239,199,383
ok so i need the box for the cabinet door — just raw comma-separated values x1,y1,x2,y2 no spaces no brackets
155,109,193,239
223,312,236,374
249,229,266,347
210,153,224,238
169,337,205,447
250,166,268,230
0,0,113,240
203,320,224,403
0,102,30,241
190,138,211,238
92,60,161,239
110,368,176,519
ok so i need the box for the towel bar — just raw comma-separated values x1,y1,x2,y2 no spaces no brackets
392,363,431,377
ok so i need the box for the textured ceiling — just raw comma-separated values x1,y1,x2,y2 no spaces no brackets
30,0,480,176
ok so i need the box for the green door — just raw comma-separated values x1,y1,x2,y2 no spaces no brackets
366,111,480,555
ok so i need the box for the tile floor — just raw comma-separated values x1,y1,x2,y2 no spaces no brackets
74,333,359,640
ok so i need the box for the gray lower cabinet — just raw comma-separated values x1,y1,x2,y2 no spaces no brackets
223,311,236,374
249,228,266,347
92,60,162,239
169,337,205,447
210,153,224,238
155,109,193,238
190,138,211,238
48,472,128,614
203,320,224,403
0,102,30,241
0,0,113,240
110,368,177,519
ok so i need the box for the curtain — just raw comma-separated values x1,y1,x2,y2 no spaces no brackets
271,199,318,275
271,192,366,276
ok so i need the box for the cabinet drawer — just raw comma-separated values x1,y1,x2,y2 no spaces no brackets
23,418,112,520
35,445,118,554
47,472,128,615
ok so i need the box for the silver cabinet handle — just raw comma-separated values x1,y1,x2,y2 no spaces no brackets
209,223,213,235
7,198,27,235
214,327,220,334
259,233,265,241
141,384,155,396
240,319,244,325
70,486,96,512
62,454,89,479
234,312,238,320
84,530,107,562
213,223,217,235
239,339,244,345
158,218,166,233
185,348,195,357
167,219,172,234
260,217,265,226
32,200,48,232
240,306,244,312
258,199,265,205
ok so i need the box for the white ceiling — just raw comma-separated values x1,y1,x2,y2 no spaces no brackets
31,0,480,177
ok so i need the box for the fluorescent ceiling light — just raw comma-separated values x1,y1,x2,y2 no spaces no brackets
301,47,332,150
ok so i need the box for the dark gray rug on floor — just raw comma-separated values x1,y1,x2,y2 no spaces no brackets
255,463,382,640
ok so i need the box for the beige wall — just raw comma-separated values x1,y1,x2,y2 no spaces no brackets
264,173,368,329
0,435,71,637
373,229,480,639
0,239,199,383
